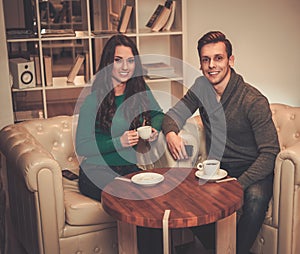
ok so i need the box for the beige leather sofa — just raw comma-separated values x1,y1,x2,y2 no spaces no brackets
251,103,300,254
0,115,202,254
0,116,118,254
0,103,299,254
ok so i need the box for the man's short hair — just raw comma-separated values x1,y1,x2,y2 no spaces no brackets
197,31,233,58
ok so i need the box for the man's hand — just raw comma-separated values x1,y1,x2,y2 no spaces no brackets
165,131,188,160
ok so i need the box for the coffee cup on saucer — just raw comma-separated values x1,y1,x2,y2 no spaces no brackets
197,159,220,176
137,126,152,140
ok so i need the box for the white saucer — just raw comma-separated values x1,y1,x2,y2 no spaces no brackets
131,172,164,186
195,169,228,182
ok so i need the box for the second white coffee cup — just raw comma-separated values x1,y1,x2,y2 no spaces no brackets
197,159,220,176
137,126,152,139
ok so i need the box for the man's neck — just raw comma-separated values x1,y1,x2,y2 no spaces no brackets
213,69,231,102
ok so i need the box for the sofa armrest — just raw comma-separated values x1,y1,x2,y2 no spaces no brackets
271,141,300,253
0,124,65,253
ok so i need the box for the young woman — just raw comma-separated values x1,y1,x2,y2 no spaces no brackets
76,34,164,254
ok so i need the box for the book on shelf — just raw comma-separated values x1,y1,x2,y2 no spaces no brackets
146,1,172,32
30,55,41,85
67,55,85,83
92,30,118,36
142,62,176,79
6,28,35,39
14,110,44,122
117,4,133,33
41,29,76,38
84,52,90,83
162,1,176,31
43,56,53,86
146,4,164,28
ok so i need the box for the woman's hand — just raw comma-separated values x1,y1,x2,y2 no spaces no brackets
148,128,159,142
120,130,139,147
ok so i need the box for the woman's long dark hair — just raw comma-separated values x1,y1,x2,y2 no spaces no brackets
91,34,150,132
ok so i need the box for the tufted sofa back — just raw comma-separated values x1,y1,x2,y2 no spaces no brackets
20,115,80,172
250,103,300,254
270,103,300,150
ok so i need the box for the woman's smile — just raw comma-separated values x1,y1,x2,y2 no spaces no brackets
112,45,135,86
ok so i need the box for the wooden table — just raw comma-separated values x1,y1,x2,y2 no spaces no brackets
102,167,243,254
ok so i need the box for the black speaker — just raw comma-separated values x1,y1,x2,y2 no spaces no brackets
9,58,36,89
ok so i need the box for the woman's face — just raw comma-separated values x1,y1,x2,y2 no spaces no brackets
112,45,135,85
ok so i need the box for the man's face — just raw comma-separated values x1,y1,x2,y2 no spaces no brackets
199,42,234,87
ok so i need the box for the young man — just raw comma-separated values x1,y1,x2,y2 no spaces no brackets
162,31,280,253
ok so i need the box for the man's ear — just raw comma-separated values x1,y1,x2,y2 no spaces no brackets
229,55,235,67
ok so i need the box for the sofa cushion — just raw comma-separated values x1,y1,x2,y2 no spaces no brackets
63,177,115,226
64,190,115,226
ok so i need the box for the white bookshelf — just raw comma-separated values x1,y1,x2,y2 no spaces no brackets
3,0,186,120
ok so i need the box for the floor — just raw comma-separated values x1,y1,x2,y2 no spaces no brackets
175,238,214,254
3,215,213,254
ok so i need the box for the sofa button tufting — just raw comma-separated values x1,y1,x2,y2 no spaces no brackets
75,251,82,254
295,132,300,138
53,141,58,147
260,237,265,245
68,157,73,162
94,247,100,253
290,114,295,120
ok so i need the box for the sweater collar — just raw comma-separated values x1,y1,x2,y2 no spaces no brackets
220,68,244,105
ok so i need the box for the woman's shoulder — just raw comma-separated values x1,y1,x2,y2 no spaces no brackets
80,91,99,110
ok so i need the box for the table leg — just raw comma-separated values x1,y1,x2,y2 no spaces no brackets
163,210,171,254
215,212,236,254
117,221,138,254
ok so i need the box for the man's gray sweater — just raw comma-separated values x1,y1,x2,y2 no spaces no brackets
162,69,280,190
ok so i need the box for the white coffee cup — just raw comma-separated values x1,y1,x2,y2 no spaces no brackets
197,159,220,176
137,126,152,140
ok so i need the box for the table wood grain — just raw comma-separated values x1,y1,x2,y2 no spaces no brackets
102,167,243,228
102,167,243,254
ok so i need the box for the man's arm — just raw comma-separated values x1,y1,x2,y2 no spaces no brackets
162,86,200,160
238,97,280,189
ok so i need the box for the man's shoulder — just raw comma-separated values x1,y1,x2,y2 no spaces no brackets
231,70,266,98
242,83,269,103
238,83,272,117
190,75,214,95
194,75,209,85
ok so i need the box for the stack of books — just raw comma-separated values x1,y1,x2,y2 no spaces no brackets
142,62,176,79
146,1,175,32
40,29,76,38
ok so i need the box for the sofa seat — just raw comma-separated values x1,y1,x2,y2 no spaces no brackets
64,189,115,227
